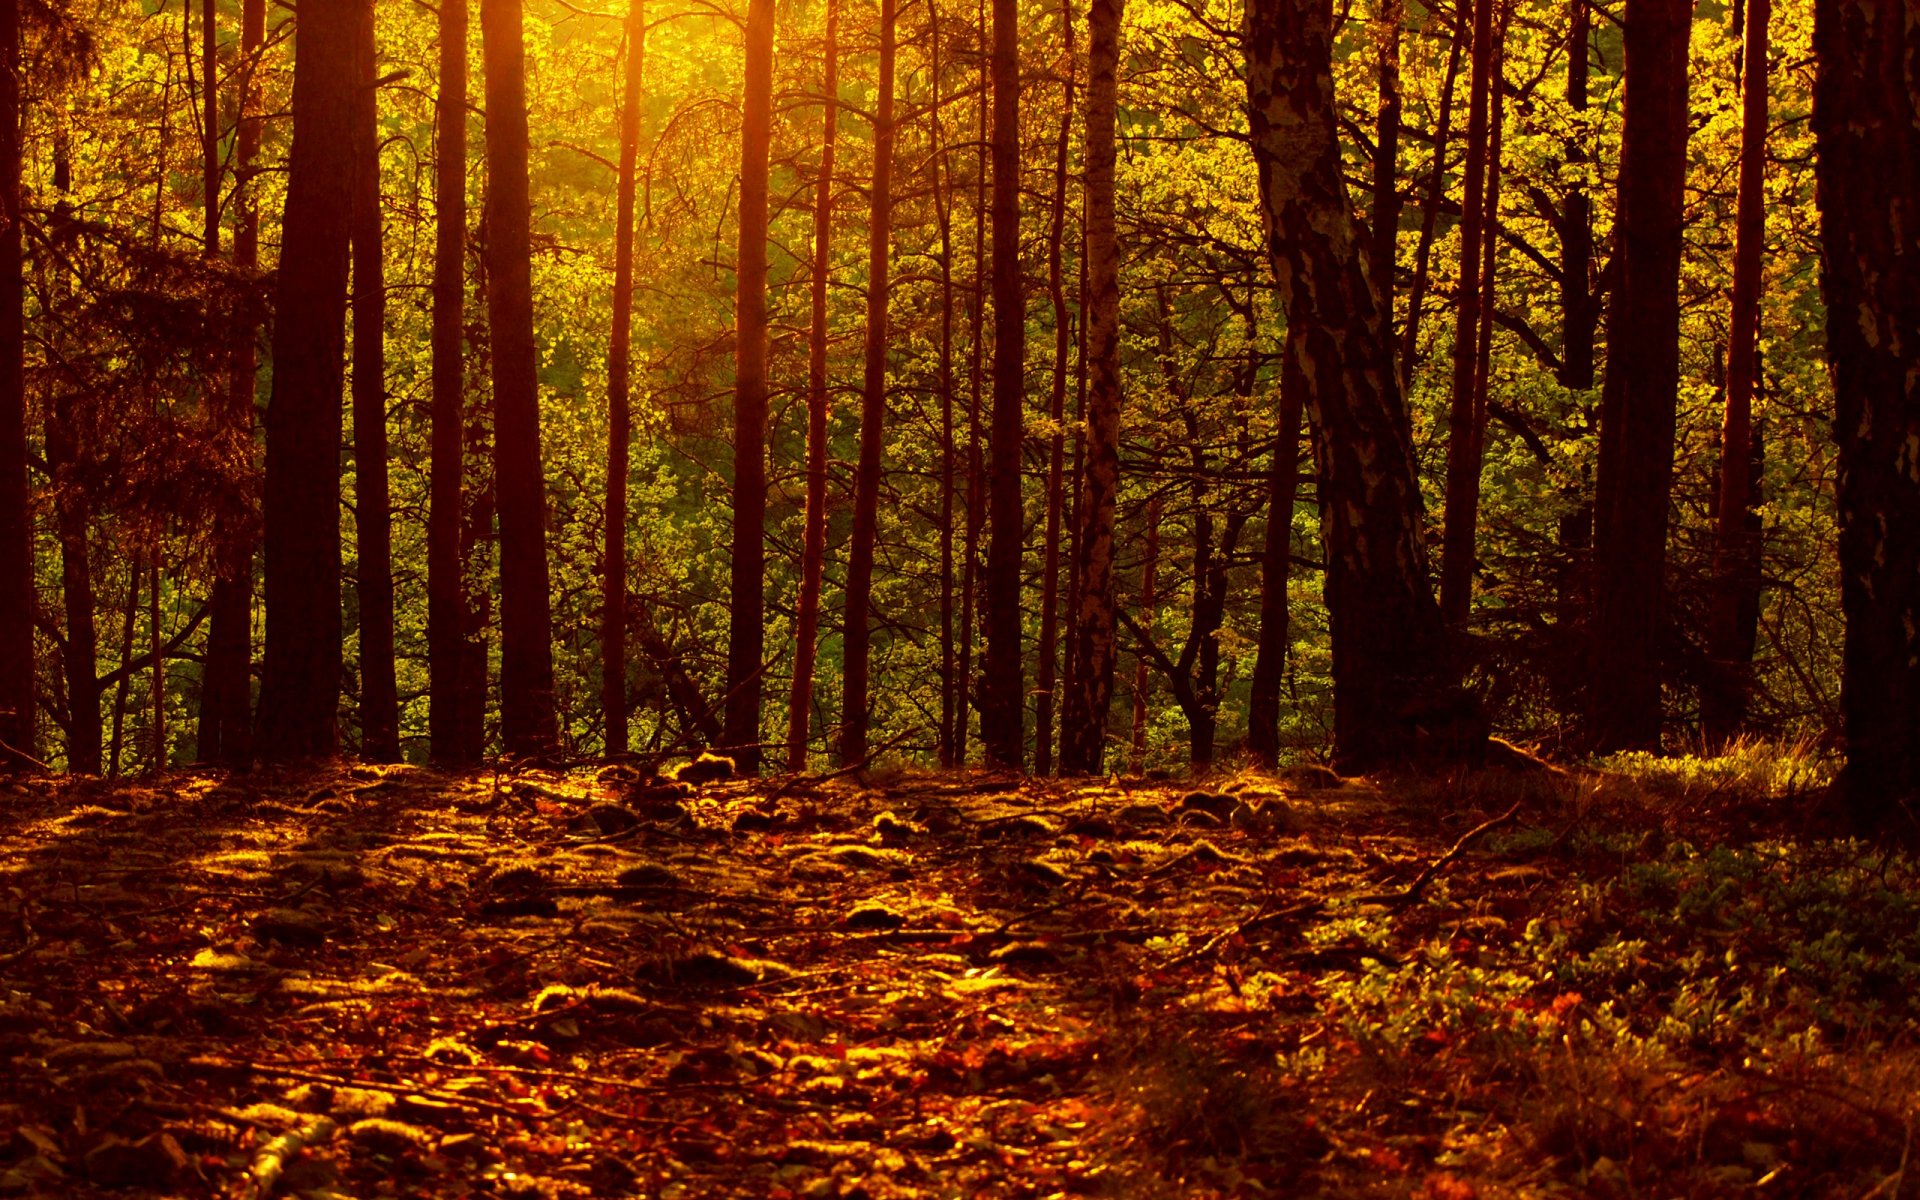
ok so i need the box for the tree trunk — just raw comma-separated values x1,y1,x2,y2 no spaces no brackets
606,0,645,758
1398,25,1462,394
840,0,896,768
1438,0,1496,626
149,564,164,770
352,0,399,762
1810,0,1920,826
200,0,264,765
788,0,837,772
1369,0,1401,349
1246,330,1305,767
959,1,989,767
1589,0,1693,752
1060,0,1121,775
1127,494,1158,773
0,0,30,769
256,0,357,762
481,0,560,757
429,0,472,764
1559,0,1594,390
934,6,958,768
1244,0,1471,773
722,0,776,772
1035,0,1076,775
980,0,1026,769
1703,0,1767,747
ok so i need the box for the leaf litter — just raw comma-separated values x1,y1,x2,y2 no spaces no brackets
0,760,1914,1197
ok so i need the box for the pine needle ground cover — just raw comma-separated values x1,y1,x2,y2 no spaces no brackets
0,754,1912,1198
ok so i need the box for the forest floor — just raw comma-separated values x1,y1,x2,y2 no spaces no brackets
0,748,1915,1199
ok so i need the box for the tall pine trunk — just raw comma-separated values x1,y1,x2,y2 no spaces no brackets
1589,0,1693,752
1060,0,1121,775
0,0,29,769
481,0,560,757
934,7,958,767
605,0,645,757
1244,0,1472,773
1035,0,1075,775
1246,330,1305,767
723,0,777,772
352,0,399,761
429,0,473,764
1703,0,1767,746
1369,0,1400,347
1559,0,1593,390
201,0,264,764
1811,0,1920,826
256,0,357,762
788,0,838,772
840,0,895,768
980,0,1027,768
1438,0,1496,626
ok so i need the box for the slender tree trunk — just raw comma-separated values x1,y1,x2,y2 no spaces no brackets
1369,0,1401,349
256,0,357,762
109,564,139,778
481,0,560,757
1035,0,1076,775
1703,0,1768,746
352,0,399,761
1244,0,1473,772
1560,0,1593,390
1246,330,1305,767
0,0,30,769
934,7,958,768
1060,0,1121,774
1127,494,1158,773
1589,0,1693,752
722,0,777,772
1398,25,1462,394
606,0,645,757
788,0,837,772
840,0,896,768
1438,0,1496,626
149,564,164,770
959,1,989,767
201,0,264,765
429,0,472,764
980,0,1026,768
201,0,219,257
1810,0,1920,826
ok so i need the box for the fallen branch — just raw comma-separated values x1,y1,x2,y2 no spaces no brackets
1359,799,1528,906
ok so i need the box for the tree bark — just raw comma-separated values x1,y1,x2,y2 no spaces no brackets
959,0,989,768
1438,0,1497,627
722,0,776,772
0,0,30,769
1127,494,1158,773
788,0,837,772
1244,0,1471,773
200,0,264,765
429,0,472,764
1398,25,1462,395
256,0,357,762
1703,0,1767,747
352,0,399,761
1246,330,1306,768
1589,0,1693,752
481,0,560,757
1810,0,1920,826
1035,0,1076,775
934,7,958,768
1369,0,1401,350
1559,0,1594,390
980,0,1026,769
1060,0,1121,775
839,0,895,768
605,0,645,757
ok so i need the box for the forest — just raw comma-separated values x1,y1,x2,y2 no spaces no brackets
5,0,1920,1191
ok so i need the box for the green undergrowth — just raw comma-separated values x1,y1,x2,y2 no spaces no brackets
1281,743,1915,1197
